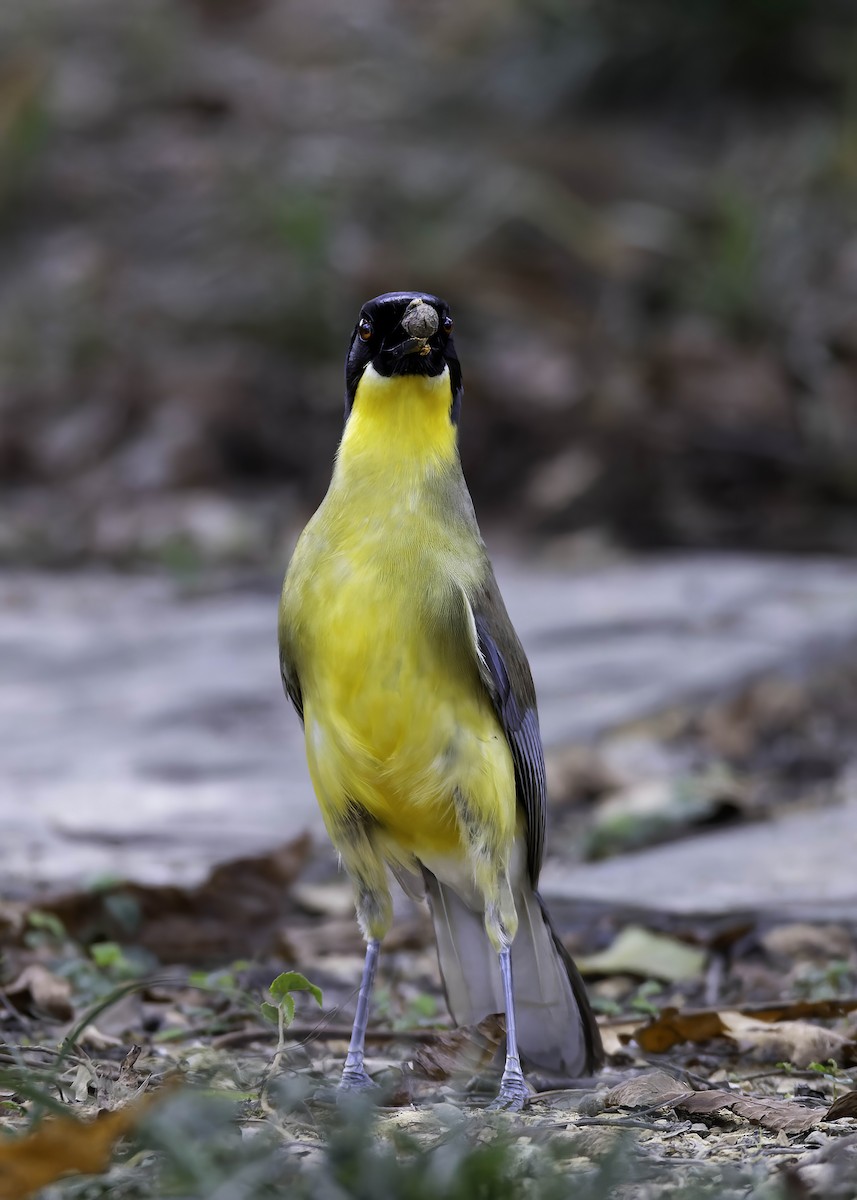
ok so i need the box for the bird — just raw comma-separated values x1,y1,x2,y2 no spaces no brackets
278,291,602,1109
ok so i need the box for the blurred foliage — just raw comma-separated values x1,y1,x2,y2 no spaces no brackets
32,1084,787,1199
1,0,857,563
564,0,857,104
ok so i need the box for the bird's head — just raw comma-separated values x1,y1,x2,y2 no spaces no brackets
344,292,463,422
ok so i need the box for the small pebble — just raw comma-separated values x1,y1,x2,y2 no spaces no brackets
577,1092,605,1116
432,1102,465,1127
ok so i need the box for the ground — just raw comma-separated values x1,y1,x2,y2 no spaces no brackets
2,557,857,1197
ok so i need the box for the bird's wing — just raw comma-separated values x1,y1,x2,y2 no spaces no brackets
463,568,546,883
278,625,304,725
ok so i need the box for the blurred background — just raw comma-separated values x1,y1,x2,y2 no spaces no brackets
3,0,857,567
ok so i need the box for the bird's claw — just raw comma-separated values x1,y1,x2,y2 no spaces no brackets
487,1068,529,1112
338,1054,377,1095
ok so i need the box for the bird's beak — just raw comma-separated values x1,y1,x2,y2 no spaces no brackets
388,335,432,360
387,300,439,360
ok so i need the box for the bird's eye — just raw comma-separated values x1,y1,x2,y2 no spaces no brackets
442,315,454,335
357,317,373,342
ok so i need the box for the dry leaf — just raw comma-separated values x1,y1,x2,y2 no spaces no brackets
412,1014,505,1081
720,1012,857,1068
579,926,705,983
599,1021,639,1057
633,999,857,1057
733,997,857,1023
605,1069,693,1109
603,1069,820,1135
825,1089,857,1122
761,924,853,963
77,1025,125,1050
0,1091,162,1200
634,1006,727,1053
33,834,312,964
686,1092,820,1135
4,964,73,1021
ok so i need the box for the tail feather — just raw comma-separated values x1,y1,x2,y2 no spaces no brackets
425,873,603,1077
532,889,604,1074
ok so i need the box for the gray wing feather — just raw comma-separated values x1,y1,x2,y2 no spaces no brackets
469,573,547,884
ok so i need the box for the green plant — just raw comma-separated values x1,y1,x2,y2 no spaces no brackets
260,971,323,1051
629,979,663,1016
807,1058,845,1099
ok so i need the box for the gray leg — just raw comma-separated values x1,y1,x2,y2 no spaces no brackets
339,937,380,1091
332,806,391,1093
488,945,529,1110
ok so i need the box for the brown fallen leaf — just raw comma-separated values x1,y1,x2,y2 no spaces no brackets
825,1089,857,1122
632,997,857,1055
4,964,73,1021
761,923,853,964
685,1092,820,1135
633,1006,727,1053
720,1012,857,1068
604,1069,693,1109
412,1014,505,1081
736,997,857,1023
604,1069,820,1135
31,834,312,964
0,1090,164,1200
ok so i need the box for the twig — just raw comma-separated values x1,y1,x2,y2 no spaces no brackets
212,1024,446,1050
597,995,857,1028
574,1116,678,1131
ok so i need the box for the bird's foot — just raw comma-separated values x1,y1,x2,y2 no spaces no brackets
338,1053,376,1095
487,1064,529,1112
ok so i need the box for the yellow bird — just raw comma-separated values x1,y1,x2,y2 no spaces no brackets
279,292,602,1108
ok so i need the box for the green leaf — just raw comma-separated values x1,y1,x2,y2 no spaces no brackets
90,941,125,969
268,971,323,1008
578,925,706,983
261,995,294,1027
27,910,65,940
410,993,438,1019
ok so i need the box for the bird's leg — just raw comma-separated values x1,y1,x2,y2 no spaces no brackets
340,935,381,1090
336,822,392,1093
453,792,529,1111
488,941,528,1111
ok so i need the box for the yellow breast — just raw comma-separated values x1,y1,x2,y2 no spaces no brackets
281,366,517,861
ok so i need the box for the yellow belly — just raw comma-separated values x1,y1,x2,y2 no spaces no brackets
293,546,517,864
281,367,518,868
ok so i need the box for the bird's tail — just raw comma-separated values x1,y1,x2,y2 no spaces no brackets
425,873,603,1077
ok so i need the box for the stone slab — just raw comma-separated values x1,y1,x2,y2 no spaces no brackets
2,553,857,889
540,801,857,920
